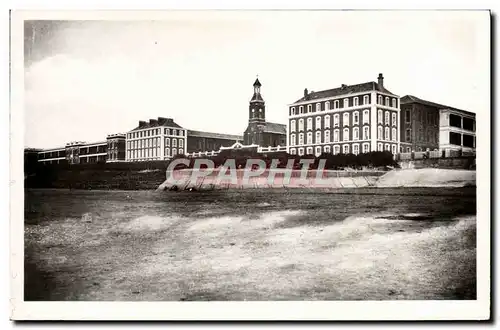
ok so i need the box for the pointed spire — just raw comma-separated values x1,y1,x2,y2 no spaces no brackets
253,76,261,87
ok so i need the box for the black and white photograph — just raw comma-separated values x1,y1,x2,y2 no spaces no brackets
9,8,491,321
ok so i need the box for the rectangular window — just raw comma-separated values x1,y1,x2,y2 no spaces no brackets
324,130,330,143
363,110,369,124
385,127,390,141
363,126,369,140
353,144,359,155
334,114,339,127
306,147,313,155
299,106,304,114
343,144,349,154
307,118,313,130
405,110,411,123
324,115,331,129
463,117,475,131
307,133,313,144
291,120,296,132
315,146,322,156
307,104,312,113
299,119,304,131
334,100,339,109
298,148,304,156
343,128,349,141
354,97,359,106
463,134,474,147
378,110,383,124
315,117,321,130
405,129,411,142
343,113,349,126
179,139,184,148
315,131,321,144
316,103,321,112
333,145,340,155
353,111,359,125
334,130,339,142
392,99,397,108
363,95,369,105
343,98,349,108
385,111,390,125
392,113,397,126
450,132,462,146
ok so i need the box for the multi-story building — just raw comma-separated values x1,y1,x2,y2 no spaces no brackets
287,73,400,156
400,95,476,152
106,133,126,162
66,141,107,164
125,117,187,162
38,139,109,165
186,130,243,154
38,146,68,165
244,78,287,148
439,108,476,151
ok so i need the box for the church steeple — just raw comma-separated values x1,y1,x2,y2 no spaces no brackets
248,76,266,124
250,77,264,103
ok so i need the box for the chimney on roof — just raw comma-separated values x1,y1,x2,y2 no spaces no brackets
341,84,347,89
149,119,157,125
304,88,308,98
378,73,384,89
139,120,146,127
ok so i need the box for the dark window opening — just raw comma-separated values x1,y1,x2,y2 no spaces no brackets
463,134,474,148
449,132,462,146
450,114,462,128
463,117,475,131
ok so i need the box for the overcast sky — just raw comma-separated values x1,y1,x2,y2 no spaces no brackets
23,11,489,148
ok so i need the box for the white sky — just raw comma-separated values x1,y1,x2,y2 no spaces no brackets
23,11,489,148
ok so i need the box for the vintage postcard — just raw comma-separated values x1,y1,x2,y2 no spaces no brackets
10,9,491,321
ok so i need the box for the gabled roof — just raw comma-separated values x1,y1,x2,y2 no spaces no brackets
263,122,286,135
401,95,474,116
253,78,261,87
292,81,395,104
187,130,243,141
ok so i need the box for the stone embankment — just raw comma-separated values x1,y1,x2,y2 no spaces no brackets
157,168,476,191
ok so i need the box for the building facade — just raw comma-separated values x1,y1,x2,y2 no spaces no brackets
106,133,126,162
186,130,243,154
439,108,476,151
287,73,400,156
400,95,475,152
125,117,187,162
243,79,287,148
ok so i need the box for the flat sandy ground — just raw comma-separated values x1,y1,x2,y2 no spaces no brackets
24,188,476,301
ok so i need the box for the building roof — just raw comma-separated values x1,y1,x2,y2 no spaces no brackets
401,95,474,116
130,117,183,131
262,122,286,135
253,78,261,87
291,81,395,104
187,129,243,141
250,93,264,102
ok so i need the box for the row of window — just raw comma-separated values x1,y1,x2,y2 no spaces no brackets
291,95,398,115
127,147,184,159
127,128,185,140
290,126,397,145
126,137,184,150
290,110,397,132
289,143,397,156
